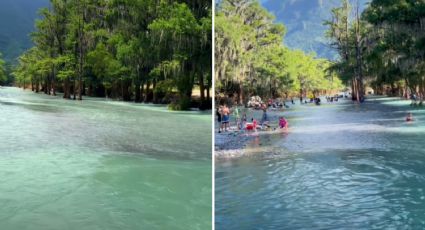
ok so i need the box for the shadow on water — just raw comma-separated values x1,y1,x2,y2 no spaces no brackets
0,99,62,113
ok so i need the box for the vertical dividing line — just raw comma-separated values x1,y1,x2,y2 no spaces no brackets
211,0,216,229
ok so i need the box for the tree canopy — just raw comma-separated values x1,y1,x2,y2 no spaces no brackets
215,0,343,105
12,0,212,110
327,0,425,104
0,52,6,84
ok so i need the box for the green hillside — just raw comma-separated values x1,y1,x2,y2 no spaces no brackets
0,0,48,62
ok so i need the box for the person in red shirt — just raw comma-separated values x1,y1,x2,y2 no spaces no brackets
279,116,288,130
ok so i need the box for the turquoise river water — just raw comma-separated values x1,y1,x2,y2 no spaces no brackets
216,96,425,229
0,87,211,230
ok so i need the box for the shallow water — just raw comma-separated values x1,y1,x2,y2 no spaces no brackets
216,96,425,229
0,87,211,230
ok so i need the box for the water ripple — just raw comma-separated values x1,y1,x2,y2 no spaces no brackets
216,97,425,229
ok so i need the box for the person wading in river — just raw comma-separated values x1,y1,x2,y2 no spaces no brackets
279,116,288,131
222,104,230,132
406,112,414,122
261,103,270,128
217,106,222,133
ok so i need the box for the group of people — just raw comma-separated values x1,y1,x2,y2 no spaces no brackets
216,103,289,133
302,97,321,105
267,98,293,109
325,96,339,102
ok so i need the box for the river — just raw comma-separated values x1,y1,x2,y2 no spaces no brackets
216,96,425,229
0,87,211,230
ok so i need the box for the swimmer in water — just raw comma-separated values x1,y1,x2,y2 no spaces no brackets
279,116,288,130
406,113,414,122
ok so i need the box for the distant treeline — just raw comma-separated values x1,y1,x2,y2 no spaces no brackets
215,0,343,105
12,0,212,110
327,0,425,103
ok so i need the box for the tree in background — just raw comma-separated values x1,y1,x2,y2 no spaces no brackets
0,52,6,84
363,0,425,104
12,0,212,110
325,0,366,102
215,0,343,105
328,0,425,104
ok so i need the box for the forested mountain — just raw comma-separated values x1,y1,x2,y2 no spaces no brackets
0,0,48,62
260,0,369,60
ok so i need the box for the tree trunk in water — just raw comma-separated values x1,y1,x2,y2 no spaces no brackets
238,82,244,105
299,89,303,103
355,80,360,103
77,0,85,101
352,79,357,101
64,78,70,99
73,79,77,100
51,74,56,96
134,67,142,103
134,80,141,103
206,75,211,102
140,80,145,102
43,80,48,94
122,79,131,101
152,79,157,103
420,79,425,105
35,80,39,93
199,73,205,105
354,3,364,103
77,60,83,100
145,81,151,102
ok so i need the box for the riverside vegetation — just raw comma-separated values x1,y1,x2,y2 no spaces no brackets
327,0,425,103
215,0,344,105
9,0,212,110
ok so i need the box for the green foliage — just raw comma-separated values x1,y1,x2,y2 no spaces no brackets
328,0,425,100
86,43,127,87
12,0,211,110
215,0,342,104
169,95,191,111
362,0,425,96
326,0,367,101
0,52,6,84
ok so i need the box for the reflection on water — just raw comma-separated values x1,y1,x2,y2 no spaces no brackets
0,87,211,230
216,96,425,229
